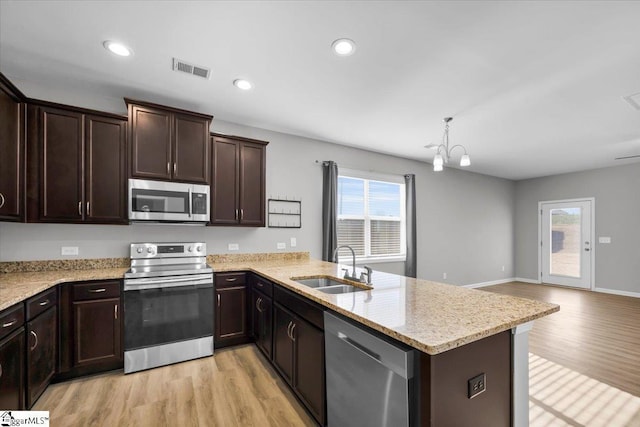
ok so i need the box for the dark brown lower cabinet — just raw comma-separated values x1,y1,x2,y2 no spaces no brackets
0,328,25,409
252,290,273,360
215,286,248,347
58,281,123,380
26,306,56,408
73,298,121,367
273,302,326,425
273,304,295,383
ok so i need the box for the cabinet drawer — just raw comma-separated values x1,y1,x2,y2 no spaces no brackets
0,303,24,340
26,288,57,320
274,286,324,330
72,281,121,301
253,275,273,297
215,272,246,289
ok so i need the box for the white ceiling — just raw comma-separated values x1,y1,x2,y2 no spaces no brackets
1,1,639,180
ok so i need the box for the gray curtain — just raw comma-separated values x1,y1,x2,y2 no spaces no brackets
404,174,417,277
322,161,339,261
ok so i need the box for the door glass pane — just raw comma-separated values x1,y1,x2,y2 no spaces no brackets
550,207,581,278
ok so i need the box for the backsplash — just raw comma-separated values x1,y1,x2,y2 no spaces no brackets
0,252,310,274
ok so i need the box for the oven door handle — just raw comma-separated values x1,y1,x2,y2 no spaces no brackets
124,276,213,291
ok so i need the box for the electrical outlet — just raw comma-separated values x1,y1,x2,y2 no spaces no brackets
228,243,239,251
61,246,79,256
290,237,297,247
599,237,611,244
501,265,505,272
443,272,447,280
468,373,486,399
277,242,286,250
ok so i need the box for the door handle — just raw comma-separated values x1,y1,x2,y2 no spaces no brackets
88,288,106,293
114,304,118,320
167,162,171,175
173,162,177,175
38,299,50,307
86,201,90,216
0,192,5,209
217,294,221,307
287,321,293,339
225,278,237,282
78,201,82,216
30,330,38,351
290,323,296,341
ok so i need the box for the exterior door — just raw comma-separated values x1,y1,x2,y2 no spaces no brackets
540,199,593,288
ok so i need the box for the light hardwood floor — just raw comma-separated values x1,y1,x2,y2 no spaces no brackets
484,282,640,427
34,282,640,426
34,345,316,426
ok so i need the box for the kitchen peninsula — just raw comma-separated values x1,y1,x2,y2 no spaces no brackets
0,252,558,426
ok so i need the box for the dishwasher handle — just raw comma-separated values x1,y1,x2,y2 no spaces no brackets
338,332,382,364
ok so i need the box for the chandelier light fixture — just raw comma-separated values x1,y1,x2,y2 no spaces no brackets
430,117,470,172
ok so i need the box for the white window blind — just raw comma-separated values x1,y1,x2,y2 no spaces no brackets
337,174,406,261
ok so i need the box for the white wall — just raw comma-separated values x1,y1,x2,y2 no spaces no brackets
515,163,640,294
0,79,516,285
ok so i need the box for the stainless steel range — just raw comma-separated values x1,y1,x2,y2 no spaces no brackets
123,242,213,374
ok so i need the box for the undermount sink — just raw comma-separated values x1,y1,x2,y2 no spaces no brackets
292,276,371,294
294,277,346,288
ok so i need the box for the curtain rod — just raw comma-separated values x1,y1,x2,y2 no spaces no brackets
314,160,413,178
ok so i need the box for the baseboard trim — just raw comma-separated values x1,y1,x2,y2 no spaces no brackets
593,287,640,298
515,277,541,284
464,278,517,288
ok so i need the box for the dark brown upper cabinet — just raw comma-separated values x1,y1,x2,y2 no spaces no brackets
26,101,127,224
126,99,212,184
210,134,268,226
0,73,26,222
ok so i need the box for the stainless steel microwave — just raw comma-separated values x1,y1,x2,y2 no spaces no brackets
128,179,210,223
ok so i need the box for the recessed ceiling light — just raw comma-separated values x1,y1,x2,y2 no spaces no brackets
103,40,133,57
331,38,356,56
233,79,253,90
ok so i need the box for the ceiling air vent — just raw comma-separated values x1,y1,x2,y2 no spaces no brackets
172,58,210,79
623,92,640,111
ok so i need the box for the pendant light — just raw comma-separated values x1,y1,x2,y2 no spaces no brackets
429,117,471,171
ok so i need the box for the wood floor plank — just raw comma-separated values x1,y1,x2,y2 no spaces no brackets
35,345,316,426
483,282,640,397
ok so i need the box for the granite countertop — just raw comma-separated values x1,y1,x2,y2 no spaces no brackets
0,255,559,355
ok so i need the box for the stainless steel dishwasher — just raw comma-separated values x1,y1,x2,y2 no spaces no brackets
324,312,419,427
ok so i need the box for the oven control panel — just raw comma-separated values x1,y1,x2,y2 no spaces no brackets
130,242,206,259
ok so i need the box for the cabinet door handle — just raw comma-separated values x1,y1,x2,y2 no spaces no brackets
0,192,5,209
114,304,118,320
38,299,50,307
256,282,263,288
287,321,293,340
88,288,106,293
30,330,38,351
235,209,239,221
225,277,237,282
2,319,17,328
173,162,177,175
78,201,82,216
240,209,244,221
290,322,296,341
86,201,90,216
255,297,261,311
217,294,221,307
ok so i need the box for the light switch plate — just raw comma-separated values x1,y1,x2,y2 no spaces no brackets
228,243,239,251
598,237,611,244
290,237,297,247
61,246,79,256
277,242,286,250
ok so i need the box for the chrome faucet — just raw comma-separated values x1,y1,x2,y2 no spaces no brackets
332,245,359,281
360,266,373,285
